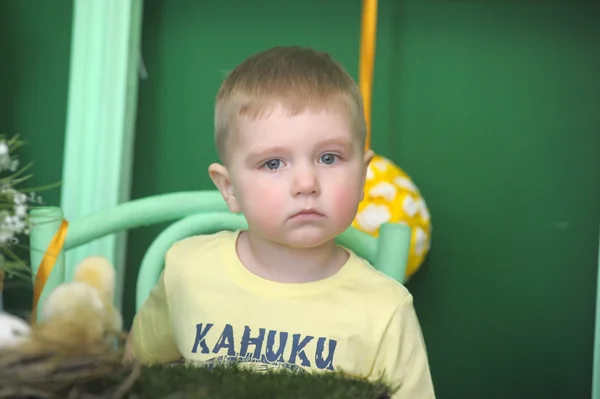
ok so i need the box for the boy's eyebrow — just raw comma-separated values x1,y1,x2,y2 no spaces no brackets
246,146,290,161
316,136,354,149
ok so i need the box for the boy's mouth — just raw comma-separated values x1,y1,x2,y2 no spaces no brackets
290,209,324,220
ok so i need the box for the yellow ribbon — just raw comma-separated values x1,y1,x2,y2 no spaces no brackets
31,219,69,324
359,0,378,151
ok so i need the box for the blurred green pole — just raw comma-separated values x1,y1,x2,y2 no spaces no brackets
60,0,144,313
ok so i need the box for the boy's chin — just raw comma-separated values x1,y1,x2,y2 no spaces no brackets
275,228,341,250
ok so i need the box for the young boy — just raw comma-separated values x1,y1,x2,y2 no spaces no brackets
128,46,435,398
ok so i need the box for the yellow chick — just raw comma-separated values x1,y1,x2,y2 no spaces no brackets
23,256,123,356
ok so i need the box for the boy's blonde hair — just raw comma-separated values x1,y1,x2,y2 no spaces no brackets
214,46,366,162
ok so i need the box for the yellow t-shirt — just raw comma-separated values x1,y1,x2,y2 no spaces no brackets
132,230,435,398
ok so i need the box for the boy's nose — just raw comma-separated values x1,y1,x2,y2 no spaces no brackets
291,165,320,196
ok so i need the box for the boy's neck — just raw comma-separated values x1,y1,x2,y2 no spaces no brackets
236,230,348,283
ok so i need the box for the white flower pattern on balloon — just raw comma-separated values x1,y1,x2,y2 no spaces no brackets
353,155,432,279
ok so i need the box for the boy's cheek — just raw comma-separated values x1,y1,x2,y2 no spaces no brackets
240,182,284,212
331,184,362,219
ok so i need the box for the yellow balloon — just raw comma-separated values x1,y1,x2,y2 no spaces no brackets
352,154,432,279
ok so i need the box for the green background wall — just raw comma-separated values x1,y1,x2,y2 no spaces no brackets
2,1,599,398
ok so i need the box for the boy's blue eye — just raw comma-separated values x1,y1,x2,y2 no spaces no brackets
264,159,282,170
320,154,338,165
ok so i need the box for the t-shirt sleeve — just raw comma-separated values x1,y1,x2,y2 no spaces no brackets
132,269,181,365
371,294,436,399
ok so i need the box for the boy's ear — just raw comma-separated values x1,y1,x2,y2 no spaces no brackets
208,163,241,213
360,149,375,201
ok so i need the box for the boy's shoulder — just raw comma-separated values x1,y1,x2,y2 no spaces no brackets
347,251,413,306
165,230,236,264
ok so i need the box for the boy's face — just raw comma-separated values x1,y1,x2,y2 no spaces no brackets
210,105,373,249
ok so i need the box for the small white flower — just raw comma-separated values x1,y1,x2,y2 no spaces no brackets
0,230,15,245
13,192,27,204
9,159,19,172
0,156,12,173
14,204,27,217
0,142,8,156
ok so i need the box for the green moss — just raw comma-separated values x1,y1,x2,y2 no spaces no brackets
101,363,394,399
